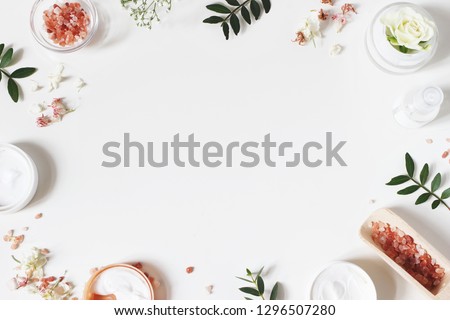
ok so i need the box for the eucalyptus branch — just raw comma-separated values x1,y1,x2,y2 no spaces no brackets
203,0,272,40
0,43,37,103
236,267,279,300
386,153,450,211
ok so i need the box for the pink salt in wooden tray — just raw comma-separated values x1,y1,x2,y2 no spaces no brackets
360,208,450,299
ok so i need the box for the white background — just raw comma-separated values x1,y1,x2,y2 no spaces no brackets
0,0,450,300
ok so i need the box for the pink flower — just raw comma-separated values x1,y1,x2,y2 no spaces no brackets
36,114,52,128
341,3,357,15
293,31,307,46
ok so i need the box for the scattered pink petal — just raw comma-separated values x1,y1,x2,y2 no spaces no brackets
35,213,43,219
186,266,194,274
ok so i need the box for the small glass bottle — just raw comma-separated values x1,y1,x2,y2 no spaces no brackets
393,86,444,128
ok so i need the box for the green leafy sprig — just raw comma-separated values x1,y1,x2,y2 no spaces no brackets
0,44,37,103
237,267,279,300
387,153,450,211
203,0,271,40
120,0,172,29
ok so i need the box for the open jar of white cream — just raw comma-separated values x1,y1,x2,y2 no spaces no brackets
0,144,38,214
83,264,154,300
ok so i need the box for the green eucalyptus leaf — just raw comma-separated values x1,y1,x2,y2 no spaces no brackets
0,48,13,68
261,0,271,13
246,268,252,276
203,16,225,24
386,175,410,186
431,173,441,193
405,153,414,177
239,287,260,296
397,185,420,195
206,4,231,14
250,0,261,20
442,188,450,200
8,78,19,103
226,0,240,6
241,6,251,24
432,199,441,210
270,282,279,300
419,164,429,185
415,193,431,205
230,13,240,35
244,297,253,300
10,67,37,79
222,22,230,40
0,43,4,57
256,276,265,294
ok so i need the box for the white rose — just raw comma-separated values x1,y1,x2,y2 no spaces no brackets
381,7,435,52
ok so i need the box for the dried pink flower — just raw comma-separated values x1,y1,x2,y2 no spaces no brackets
36,115,52,128
293,31,307,45
341,3,357,15
318,9,329,21
322,0,333,5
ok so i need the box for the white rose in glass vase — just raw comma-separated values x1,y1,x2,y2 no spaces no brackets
381,7,435,54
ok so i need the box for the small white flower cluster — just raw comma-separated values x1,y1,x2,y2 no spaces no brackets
28,64,83,127
12,247,74,300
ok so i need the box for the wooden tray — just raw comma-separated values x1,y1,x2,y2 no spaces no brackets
359,208,450,299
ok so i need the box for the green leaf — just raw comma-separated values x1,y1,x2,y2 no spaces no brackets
0,43,4,57
222,22,230,40
261,0,271,13
230,13,240,35
241,6,251,24
236,276,252,283
7,78,19,103
11,255,21,264
0,48,13,68
246,268,252,276
0,71,2,83
386,175,410,186
419,164,429,185
270,282,279,300
239,287,260,296
225,0,240,6
415,193,431,205
432,199,441,210
431,173,441,192
405,153,414,177
250,0,261,20
206,4,231,14
244,297,253,300
203,16,225,24
256,276,265,294
11,67,37,79
442,188,450,200
397,185,420,195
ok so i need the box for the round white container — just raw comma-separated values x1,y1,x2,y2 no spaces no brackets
366,3,439,74
310,261,377,300
0,144,38,214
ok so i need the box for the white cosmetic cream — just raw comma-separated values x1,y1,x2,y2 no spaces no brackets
91,266,153,300
0,144,38,214
310,261,377,300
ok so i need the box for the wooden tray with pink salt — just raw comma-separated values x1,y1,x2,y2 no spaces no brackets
360,208,450,299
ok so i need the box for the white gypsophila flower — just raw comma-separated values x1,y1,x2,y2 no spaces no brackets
16,247,47,279
28,103,46,115
381,7,435,52
297,12,321,44
30,80,40,92
48,64,64,91
329,44,343,56
74,78,86,92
